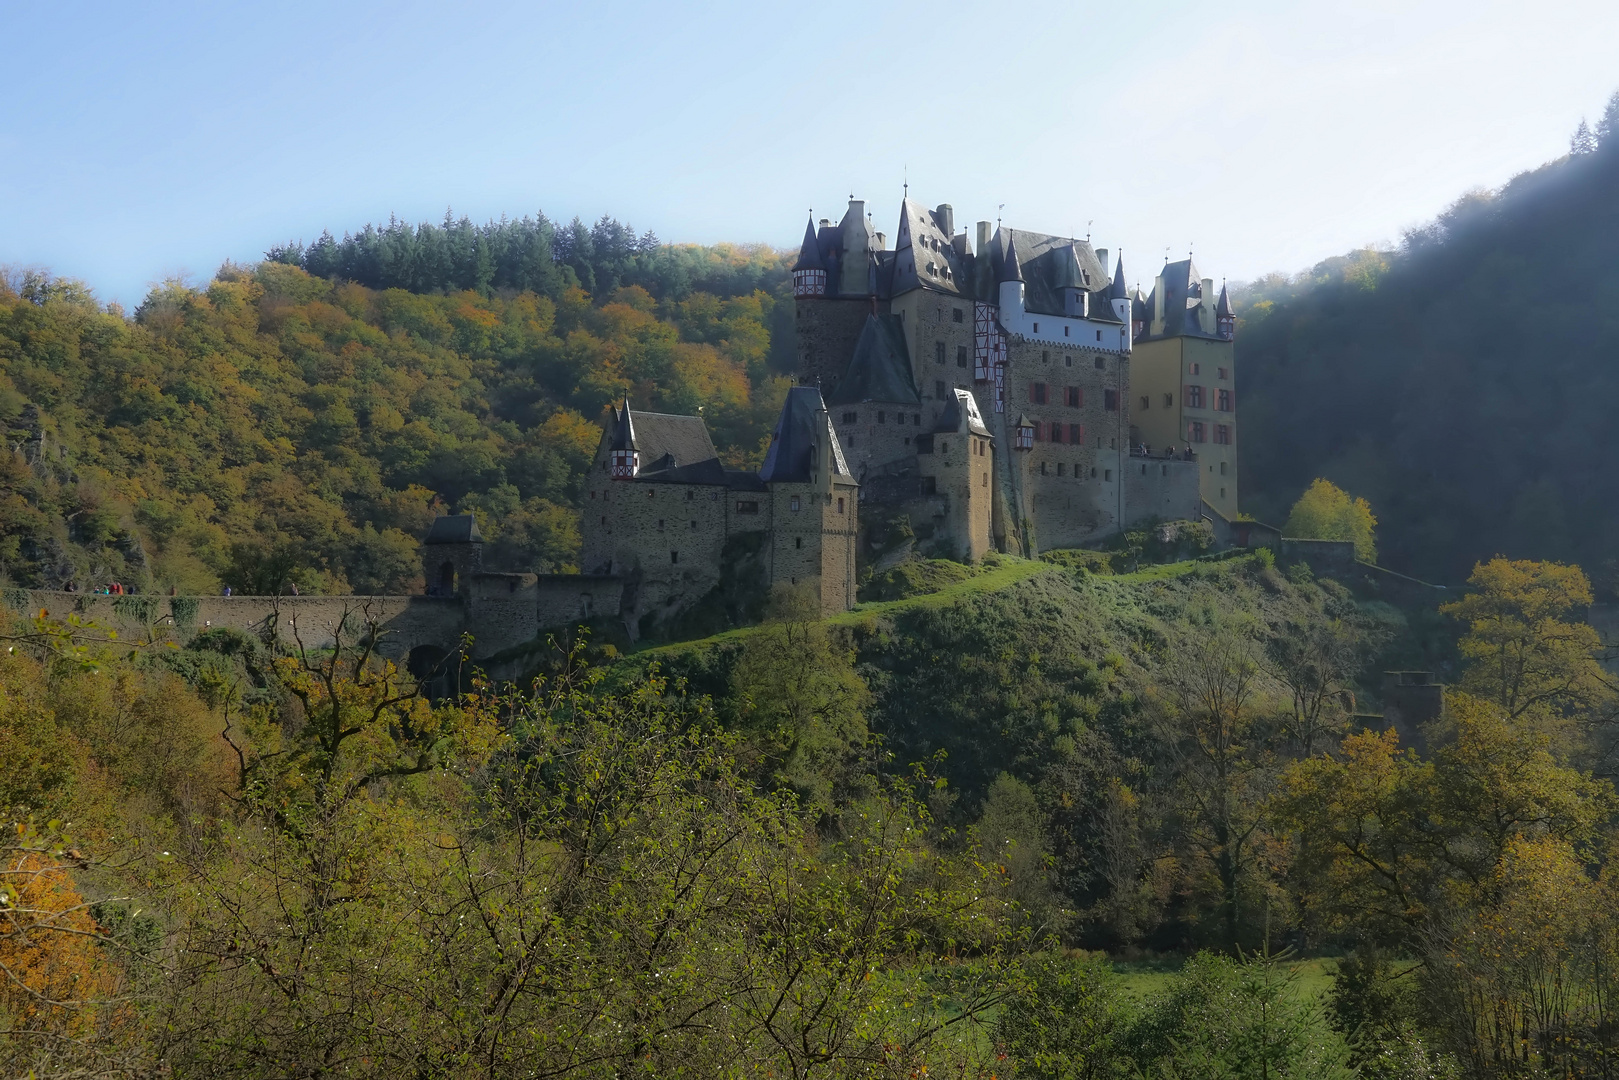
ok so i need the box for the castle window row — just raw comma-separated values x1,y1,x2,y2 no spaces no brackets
1037,461,1109,480
1030,421,1086,445
1182,386,1236,412
1186,422,1233,444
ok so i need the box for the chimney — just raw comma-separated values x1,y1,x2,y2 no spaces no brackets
1202,277,1215,316
936,203,954,236
874,232,886,250
976,220,992,256
1096,248,1109,271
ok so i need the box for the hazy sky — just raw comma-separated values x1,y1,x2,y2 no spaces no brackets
4,0,1618,307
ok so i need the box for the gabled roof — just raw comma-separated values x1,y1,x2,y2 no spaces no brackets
888,198,969,297
759,386,851,484
991,227,1121,323
1052,244,1085,290
828,314,920,406
622,410,720,472
934,388,991,437
792,217,825,272
426,514,483,544
1140,258,1221,341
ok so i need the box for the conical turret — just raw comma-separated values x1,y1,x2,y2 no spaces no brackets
1109,252,1128,301
792,216,828,297
608,399,639,479
999,236,1025,283
1216,281,1235,341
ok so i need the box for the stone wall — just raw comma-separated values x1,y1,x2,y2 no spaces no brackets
1124,455,1202,526
833,402,925,477
795,296,871,397
916,430,993,561
890,290,976,407
1002,338,1129,551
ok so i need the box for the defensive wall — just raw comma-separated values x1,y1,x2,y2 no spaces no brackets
10,574,623,670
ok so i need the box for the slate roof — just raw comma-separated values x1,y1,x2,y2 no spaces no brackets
607,401,636,451
990,228,1121,323
888,198,969,298
426,514,483,544
759,387,851,484
828,314,920,406
1216,282,1233,316
1109,253,1128,301
623,411,721,472
792,217,825,272
934,387,991,437
1140,259,1221,340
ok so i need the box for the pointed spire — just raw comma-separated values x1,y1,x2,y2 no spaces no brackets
1109,252,1128,301
999,235,1024,284
1216,281,1233,316
792,216,824,271
608,399,637,451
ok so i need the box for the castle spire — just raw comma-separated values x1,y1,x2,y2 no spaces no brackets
1216,281,1235,341
792,216,824,272
792,215,829,297
1109,251,1128,301
999,235,1024,283
607,398,639,479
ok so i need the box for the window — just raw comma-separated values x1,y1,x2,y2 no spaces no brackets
657,518,664,530
1095,330,1102,341
1065,355,1073,367
913,413,921,425
1104,389,1118,411
935,341,946,364
922,476,938,495
1219,461,1228,475
896,412,905,425
936,380,946,399
1104,469,1112,481
1217,367,1228,380
1188,420,1207,443
789,495,801,511
1030,382,1048,405
1064,325,1070,337
590,490,596,499
1091,466,1097,478
737,500,759,513
1186,384,1205,409
1042,350,1049,364
795,536,802,549
1066,386,1082,407
1163,392,1173,408
837,497,845,513
1070,423,1084,444
1140,395,1149,410
1057,462,1065,476
1033,322,1039,333
690,519,697,529
670,550,679,564
842,411,857,424
956,345,968,367
1214,424,1232,445
1050,423,1064,444
1191,362,1200,375
952,307,964,323
1094,356,1105,370
877,411,885,424
1216,388,1233,411
1220,487,1227,499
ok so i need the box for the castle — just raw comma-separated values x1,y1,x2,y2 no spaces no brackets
576,195,1239,628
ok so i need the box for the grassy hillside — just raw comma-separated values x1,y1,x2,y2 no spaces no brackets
1235,135,1619,586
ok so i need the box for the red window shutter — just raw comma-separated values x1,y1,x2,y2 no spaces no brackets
1076,424,1085,445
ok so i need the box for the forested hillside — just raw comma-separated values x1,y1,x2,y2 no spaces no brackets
0,213,793,594
1236,102,1619,586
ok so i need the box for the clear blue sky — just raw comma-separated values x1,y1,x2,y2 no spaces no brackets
4,0,1617,307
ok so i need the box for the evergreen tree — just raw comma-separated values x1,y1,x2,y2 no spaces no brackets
1570,118,1597,155
1597,89,1619,146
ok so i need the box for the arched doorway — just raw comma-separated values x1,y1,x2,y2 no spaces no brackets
437,561,456,595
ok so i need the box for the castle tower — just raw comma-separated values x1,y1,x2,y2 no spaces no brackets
1128,259,1239,521
760,386,858,614
423,514,483,597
